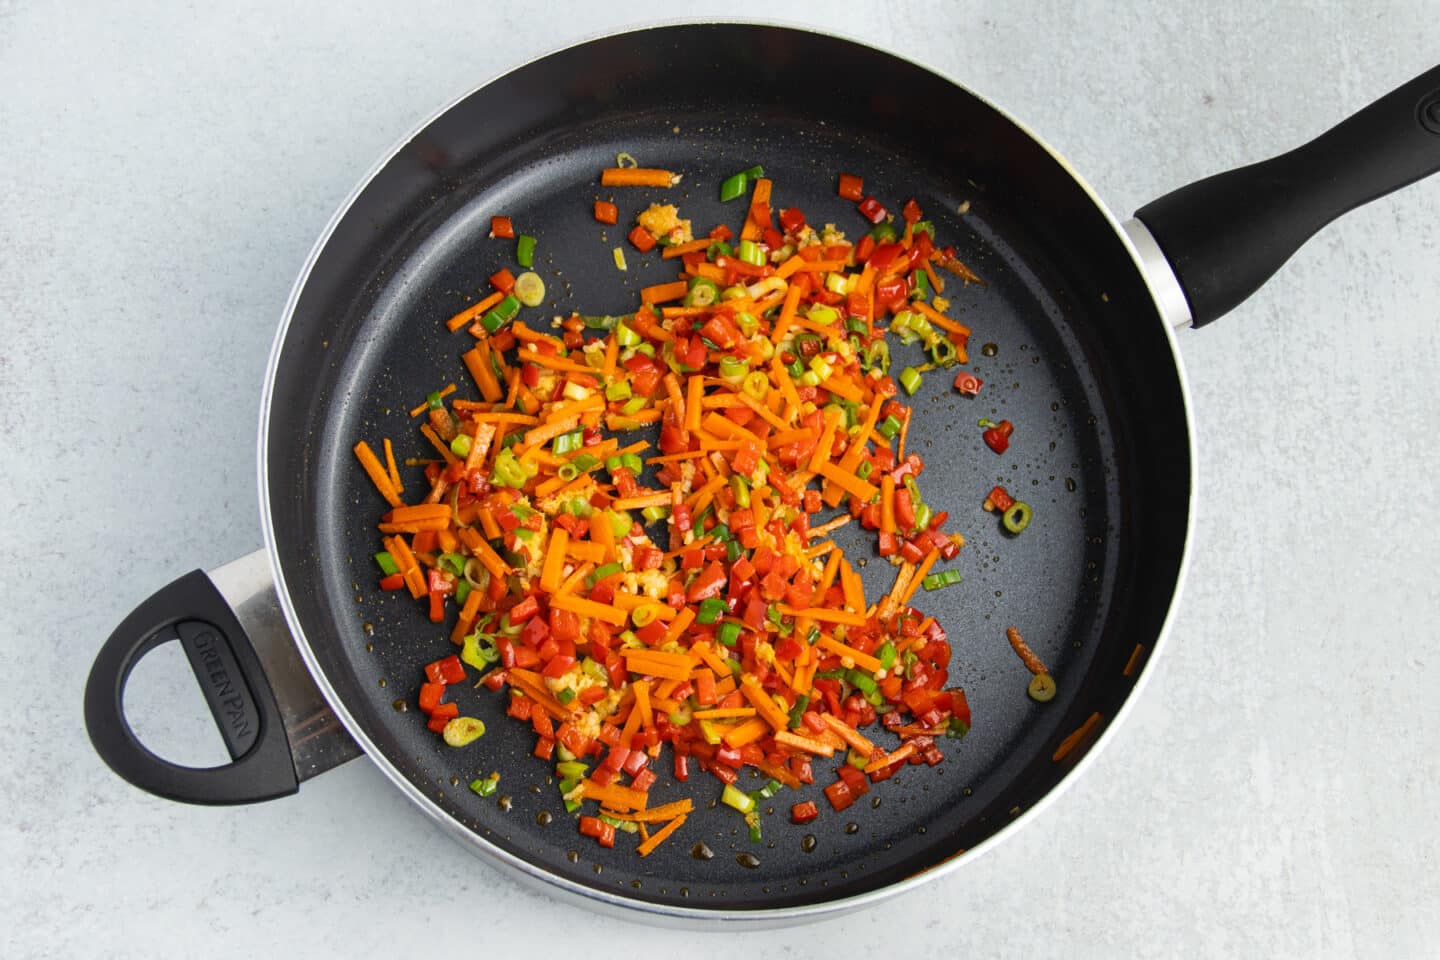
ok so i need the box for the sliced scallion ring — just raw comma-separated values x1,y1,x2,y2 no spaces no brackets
1027,673,1057,703
513,271,545,307
1002,500,1033,534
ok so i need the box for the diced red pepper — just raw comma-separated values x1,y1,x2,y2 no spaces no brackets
983,419,1013,454
490,268,516,294
490,216,514,239
778,206,806,234
436,655,465,685
418,682,445,714
597,821,616,848
593,200,618,224
953,371,983,396
686,562,728,602
857,196,887,225
837,173,863,202
901,198,922,224
428,701,458,723
533,736,555,760
628,225,657,252
426,713,451,733
579,815,604,838
823,779,856,811
378,573,406,591
987,485,1015,512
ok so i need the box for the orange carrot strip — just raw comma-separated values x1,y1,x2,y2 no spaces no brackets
377,519,450,534
769,280,805,345
770,356,802,411
840,558,866,613
1123,643,1147,678
382,438,403,493
629,310,674,342
550,593,628,626
661,237,714,259
445,291,504,332
685,374,704,433
450,587,484,644
820,375,864,403
617,657,694,682
511,321,565,348
385,535,427,599
820,713,879,758
740,177,772,242
691,707,757,720
911,299,972,338
690,639,733,677
565,539,608,564
520,351,594,375
539,527,569,593
636,814,687,857
783,259,846,274
462,346,502,401
523,415,581,448
600,799,693,823
579,778,649,810
1007,626,1049,675
863,742,917,774
476,507,501,541
354,441,404,507
899,548,942,609
464,421,496,472
721,717,771,748
773,730,835,757
812,550,843,605
601,331,619,377
408,384,457,417
456,527,511,581
807,407,842,473
612,492,672,511
633,680,654,729
418,424,459,465
814,632,883,672
554,561,593,598
384,503,450,523
607,409,662,430
740,676,791,731
612,594,677,619
662,607,697,646
600,167,679,188
641,280,690,305
816,461,878,503
1053,712,1102,763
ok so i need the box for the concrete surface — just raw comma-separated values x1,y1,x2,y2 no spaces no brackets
3,1,1438,957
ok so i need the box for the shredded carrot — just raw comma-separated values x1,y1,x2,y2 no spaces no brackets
660,237,714,259
863,742,917,773
445,291,505,332
600,167,679,188
635,814,687,856
773,730,836,757
599,799,694,822
1053,712,1102,763
814,632,883,672
1007,626,1049,675
382,438,403,493
899,547,941,609
354,441,403,508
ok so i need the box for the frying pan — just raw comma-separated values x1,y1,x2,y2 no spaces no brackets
83,24,1440,923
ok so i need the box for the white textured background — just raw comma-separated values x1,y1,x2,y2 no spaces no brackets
4,2,1439,956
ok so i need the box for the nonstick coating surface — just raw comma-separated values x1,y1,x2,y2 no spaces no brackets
264,25,1190,913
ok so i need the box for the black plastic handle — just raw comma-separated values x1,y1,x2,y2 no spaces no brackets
85,569,299,805
1135,65,1440,327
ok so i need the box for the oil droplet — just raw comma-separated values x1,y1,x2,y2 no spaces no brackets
593,864,603,874
1051,402,1060,411
566,850,580,863
391,699,408,712
844,822,859,835
377,678,387,688
801,834,818,853
736,852,762,869
917,825,928,834
364,643,374,653
631,879,642,889
536,811,552,826
362,621,374,636
691,841,714,861
870,796,882,809
497,795,513,812
679,887,689,897
981,342,998,357
1065,477,1076,492
449,776,460,787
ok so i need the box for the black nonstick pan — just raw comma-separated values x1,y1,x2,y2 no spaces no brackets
84,24,1440,922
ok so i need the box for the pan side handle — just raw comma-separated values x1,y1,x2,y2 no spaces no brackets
84,551,361,805
1133,65,1440,328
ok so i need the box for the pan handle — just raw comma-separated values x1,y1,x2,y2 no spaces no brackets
84,551,362,805
1132,64,1440,328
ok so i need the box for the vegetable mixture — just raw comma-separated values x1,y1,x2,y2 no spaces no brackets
355,163,1026,857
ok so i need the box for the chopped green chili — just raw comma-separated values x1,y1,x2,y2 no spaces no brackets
921,568,964,591
899,366,923,395
479,293,521,333
1002,500,1033,534
716,621,741,648
515,234,536,268
374,551,399,576
877,414,903,440
696,598,727,625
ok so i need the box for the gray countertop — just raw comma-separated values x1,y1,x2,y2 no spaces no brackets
5,2,1439,956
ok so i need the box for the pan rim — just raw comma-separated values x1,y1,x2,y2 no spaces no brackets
257,16,1198,925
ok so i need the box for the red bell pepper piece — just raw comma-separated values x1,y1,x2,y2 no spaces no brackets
378,573,406,591
983,419,1014,454
489,268,516,294
436,655,465,684
856,196,887,224
428,701,458,723
686,562,728,602
953,371,983,396
778,206,806,233
837,173,863,202
628,225,657,252
593,201,618,224
901,198,922,224
987,485,1015,512
489,216,514,239
823,779,856,811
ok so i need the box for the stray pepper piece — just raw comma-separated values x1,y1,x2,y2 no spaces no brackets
982,419,1013,454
